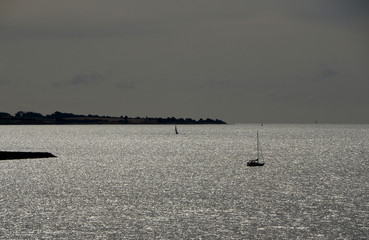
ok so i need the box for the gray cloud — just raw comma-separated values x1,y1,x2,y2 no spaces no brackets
318,68,340,82
53,73,139,91
53,73,108,87
0,78,9,85
287,0,369,24
114,79,136,89
196,79,243,90
70,73,106,85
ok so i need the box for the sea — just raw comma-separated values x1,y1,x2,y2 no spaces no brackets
0,124,368,239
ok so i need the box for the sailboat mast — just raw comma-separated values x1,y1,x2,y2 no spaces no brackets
257,131,259,159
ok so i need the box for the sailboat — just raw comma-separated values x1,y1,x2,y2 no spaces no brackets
247,131,264,166
175,125,178,134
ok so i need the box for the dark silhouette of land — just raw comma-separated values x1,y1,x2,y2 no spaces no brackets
0,111,225,160
0,111,226,125
0,151,56,160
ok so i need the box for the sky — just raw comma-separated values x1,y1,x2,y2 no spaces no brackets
1,0,368,123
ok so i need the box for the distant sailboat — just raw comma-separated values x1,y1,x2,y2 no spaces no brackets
247,131,264,166
175,125,178,134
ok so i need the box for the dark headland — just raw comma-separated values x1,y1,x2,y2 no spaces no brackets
0,151,56,161
0,111,226,125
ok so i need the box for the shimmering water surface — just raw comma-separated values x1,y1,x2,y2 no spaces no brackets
0,124,368,239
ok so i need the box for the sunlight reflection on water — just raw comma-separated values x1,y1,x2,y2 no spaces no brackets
0,124,368,239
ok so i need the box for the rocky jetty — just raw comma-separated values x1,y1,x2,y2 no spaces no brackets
0,151,56,160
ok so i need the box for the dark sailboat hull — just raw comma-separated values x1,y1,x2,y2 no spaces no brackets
247,159,264,166
247,162,264,166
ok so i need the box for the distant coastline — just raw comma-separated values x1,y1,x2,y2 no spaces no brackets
0,111,226,125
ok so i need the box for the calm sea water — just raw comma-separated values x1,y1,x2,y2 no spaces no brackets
0,124,368,239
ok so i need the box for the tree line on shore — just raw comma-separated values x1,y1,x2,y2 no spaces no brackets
0,111,226,124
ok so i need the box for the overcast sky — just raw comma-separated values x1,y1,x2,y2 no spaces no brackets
1,0,368,123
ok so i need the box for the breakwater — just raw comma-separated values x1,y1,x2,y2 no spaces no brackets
0,151,56,160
